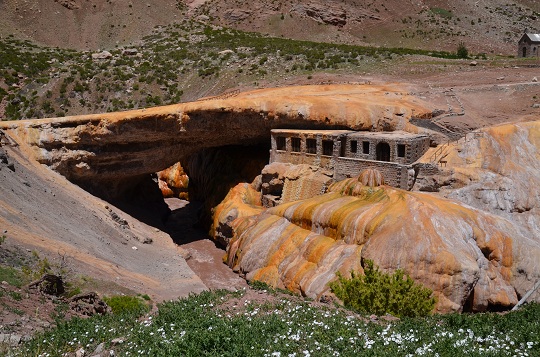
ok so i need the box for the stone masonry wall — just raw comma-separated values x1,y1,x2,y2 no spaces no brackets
334,158,413,189
340,135,430,165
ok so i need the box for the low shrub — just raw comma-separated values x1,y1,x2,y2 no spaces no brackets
103,295,150,316
457,42,469,59
330,259,436,318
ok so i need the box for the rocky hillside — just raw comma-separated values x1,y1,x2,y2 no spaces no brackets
191,0,540,54
0,0,185,50
2,0,539,54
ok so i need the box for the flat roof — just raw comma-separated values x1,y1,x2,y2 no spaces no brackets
347,130,428,140
271,129,354,136
271,129,427,139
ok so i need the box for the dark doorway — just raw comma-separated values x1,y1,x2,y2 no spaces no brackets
376,142,391,162
523,47,527,58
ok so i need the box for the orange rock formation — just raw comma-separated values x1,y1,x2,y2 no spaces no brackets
157,162,189,199
218,176,540,313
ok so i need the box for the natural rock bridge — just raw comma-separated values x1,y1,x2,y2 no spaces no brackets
0,84,432,196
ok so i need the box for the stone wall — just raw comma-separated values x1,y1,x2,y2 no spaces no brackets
270,129,429,190
340,133,430,165
518,40,540,58
334,158,414,189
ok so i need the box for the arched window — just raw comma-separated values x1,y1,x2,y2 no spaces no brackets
376,142,391,162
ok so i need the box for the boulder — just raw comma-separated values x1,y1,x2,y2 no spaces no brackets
54,0,80,10
122,48,138,56
292,3,347,26
157,162,189,199
91,51,112,60
261,162,333,206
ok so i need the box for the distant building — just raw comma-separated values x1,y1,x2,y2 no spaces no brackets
518,33,540,58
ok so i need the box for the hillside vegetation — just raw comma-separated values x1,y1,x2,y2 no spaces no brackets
11,287,540,356
1,19,465,121
1,0,540,53
193,0,540,54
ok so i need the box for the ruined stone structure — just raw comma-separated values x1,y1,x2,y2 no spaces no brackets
270,129,430,189
518,33,540,58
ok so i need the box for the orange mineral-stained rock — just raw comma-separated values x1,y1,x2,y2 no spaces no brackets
211,182,264,247
221,178,540,313
157,162,189,199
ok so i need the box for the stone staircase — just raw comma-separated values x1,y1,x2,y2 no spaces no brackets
410,118,462,141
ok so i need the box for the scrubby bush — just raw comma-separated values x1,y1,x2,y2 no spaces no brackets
103,295,150,315
457,42,469,59
330,260,436,318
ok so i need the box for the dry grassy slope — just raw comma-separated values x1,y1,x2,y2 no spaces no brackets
190,0,540,54
1,0,540,52
0,0,184,49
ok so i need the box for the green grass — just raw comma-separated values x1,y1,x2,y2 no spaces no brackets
0,265,25,288
430,7,453,19
14,289,540,357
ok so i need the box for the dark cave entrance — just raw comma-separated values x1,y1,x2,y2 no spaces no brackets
106,143,270,246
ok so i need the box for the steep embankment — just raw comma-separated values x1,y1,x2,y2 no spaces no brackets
0,140,206,301
417,120,540,239
219,177,540,313
0,84,432,196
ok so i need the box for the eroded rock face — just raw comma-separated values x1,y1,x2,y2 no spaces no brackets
211,182,264,247
292,3,347,27
218,177,540,313
417,120,540,240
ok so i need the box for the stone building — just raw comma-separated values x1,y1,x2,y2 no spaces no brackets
518,33,540,58
269,129,430,190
